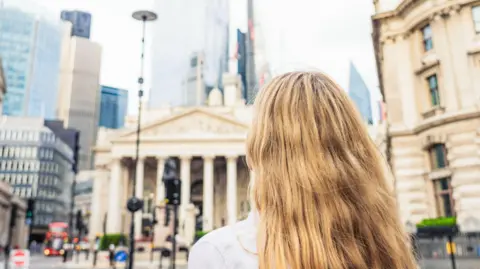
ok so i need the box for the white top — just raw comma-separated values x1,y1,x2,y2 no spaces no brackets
188,212,259,269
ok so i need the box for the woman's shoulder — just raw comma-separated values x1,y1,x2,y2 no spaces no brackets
188,218,258,269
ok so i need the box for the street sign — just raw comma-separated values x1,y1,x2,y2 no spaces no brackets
9,249,30,269
114,250,128,262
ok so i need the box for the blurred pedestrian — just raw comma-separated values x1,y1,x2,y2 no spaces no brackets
188,72,418,269
108,244,116,269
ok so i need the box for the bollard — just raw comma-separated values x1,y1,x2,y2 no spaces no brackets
92,250,98,267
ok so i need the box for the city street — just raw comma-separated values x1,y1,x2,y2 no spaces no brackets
2,254,480,269
419,259,480,269
0,254,187,269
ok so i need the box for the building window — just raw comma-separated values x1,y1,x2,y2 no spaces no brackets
422,24,433,51
473,6,480,34
434,178,455,217
427,75,440,106
429,143,448,169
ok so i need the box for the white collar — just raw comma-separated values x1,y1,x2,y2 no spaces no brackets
236,210,259,254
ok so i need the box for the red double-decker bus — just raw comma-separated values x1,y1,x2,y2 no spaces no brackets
44,222,68,256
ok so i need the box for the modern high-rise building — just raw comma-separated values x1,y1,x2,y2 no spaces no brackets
0,116,75,240
99,85,128,129
236,29,248,101
372,0,480,236
149,0,229,107
183,52,206,106
60,10,92,39
348,62,373,124
57,21,102,170
0,7,63,118
236,0,270,104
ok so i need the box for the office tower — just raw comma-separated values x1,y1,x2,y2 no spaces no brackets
0,116,76,239
241,0,270,104
0,7,63,118
57,22,102,171
60,10,92,39
236,29,248,101
183,52,207,106
150,0,229,107
99,85,129,129
348,62,373,124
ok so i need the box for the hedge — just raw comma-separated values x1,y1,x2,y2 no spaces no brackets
416,217,456,228
99,233,128,250
195,231,209,240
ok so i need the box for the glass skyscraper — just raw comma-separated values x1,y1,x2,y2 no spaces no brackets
0,7,63,118
348,62,373,124
98,86,129,129
60,10,92,39
149,0,229,107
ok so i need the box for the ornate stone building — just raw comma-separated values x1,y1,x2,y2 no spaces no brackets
0,181,28,249
372,0,480,232
89,73,388,246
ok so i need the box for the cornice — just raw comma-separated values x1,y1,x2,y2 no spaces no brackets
389,107,480,137
379,3,465,43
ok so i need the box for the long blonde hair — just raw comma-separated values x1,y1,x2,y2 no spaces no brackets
246,72,417,269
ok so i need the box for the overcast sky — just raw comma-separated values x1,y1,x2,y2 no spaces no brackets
7,0,381,118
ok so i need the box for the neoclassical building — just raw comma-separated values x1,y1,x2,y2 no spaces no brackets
89,73,388,246
372,0,480,232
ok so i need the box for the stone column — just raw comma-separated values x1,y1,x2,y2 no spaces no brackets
202,155,215,231
226,155,238,225
107,159,122,233
154,157,166,247
180,156,191,236
121,164,130,234
134,157,145,239
89,168,108,239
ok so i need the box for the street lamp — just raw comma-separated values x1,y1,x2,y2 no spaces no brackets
126,10,157,269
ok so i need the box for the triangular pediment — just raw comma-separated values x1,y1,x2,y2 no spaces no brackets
117,108,249,140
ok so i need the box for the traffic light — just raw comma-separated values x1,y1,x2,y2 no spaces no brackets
72,131,80,174
75,210,83,232
163,159,181,206
25,199,35,226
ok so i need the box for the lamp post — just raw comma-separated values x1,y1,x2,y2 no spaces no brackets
126,10,157,269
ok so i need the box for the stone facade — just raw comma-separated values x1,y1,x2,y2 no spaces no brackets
0,181,28,249
372,0,480,231
89,73,389,246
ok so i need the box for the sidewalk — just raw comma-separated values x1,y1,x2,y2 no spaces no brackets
65,252,187,269
64,259,187,269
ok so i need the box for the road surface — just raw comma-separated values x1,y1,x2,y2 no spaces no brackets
2,254,479,269
419,258,480,269
1,254,187,269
